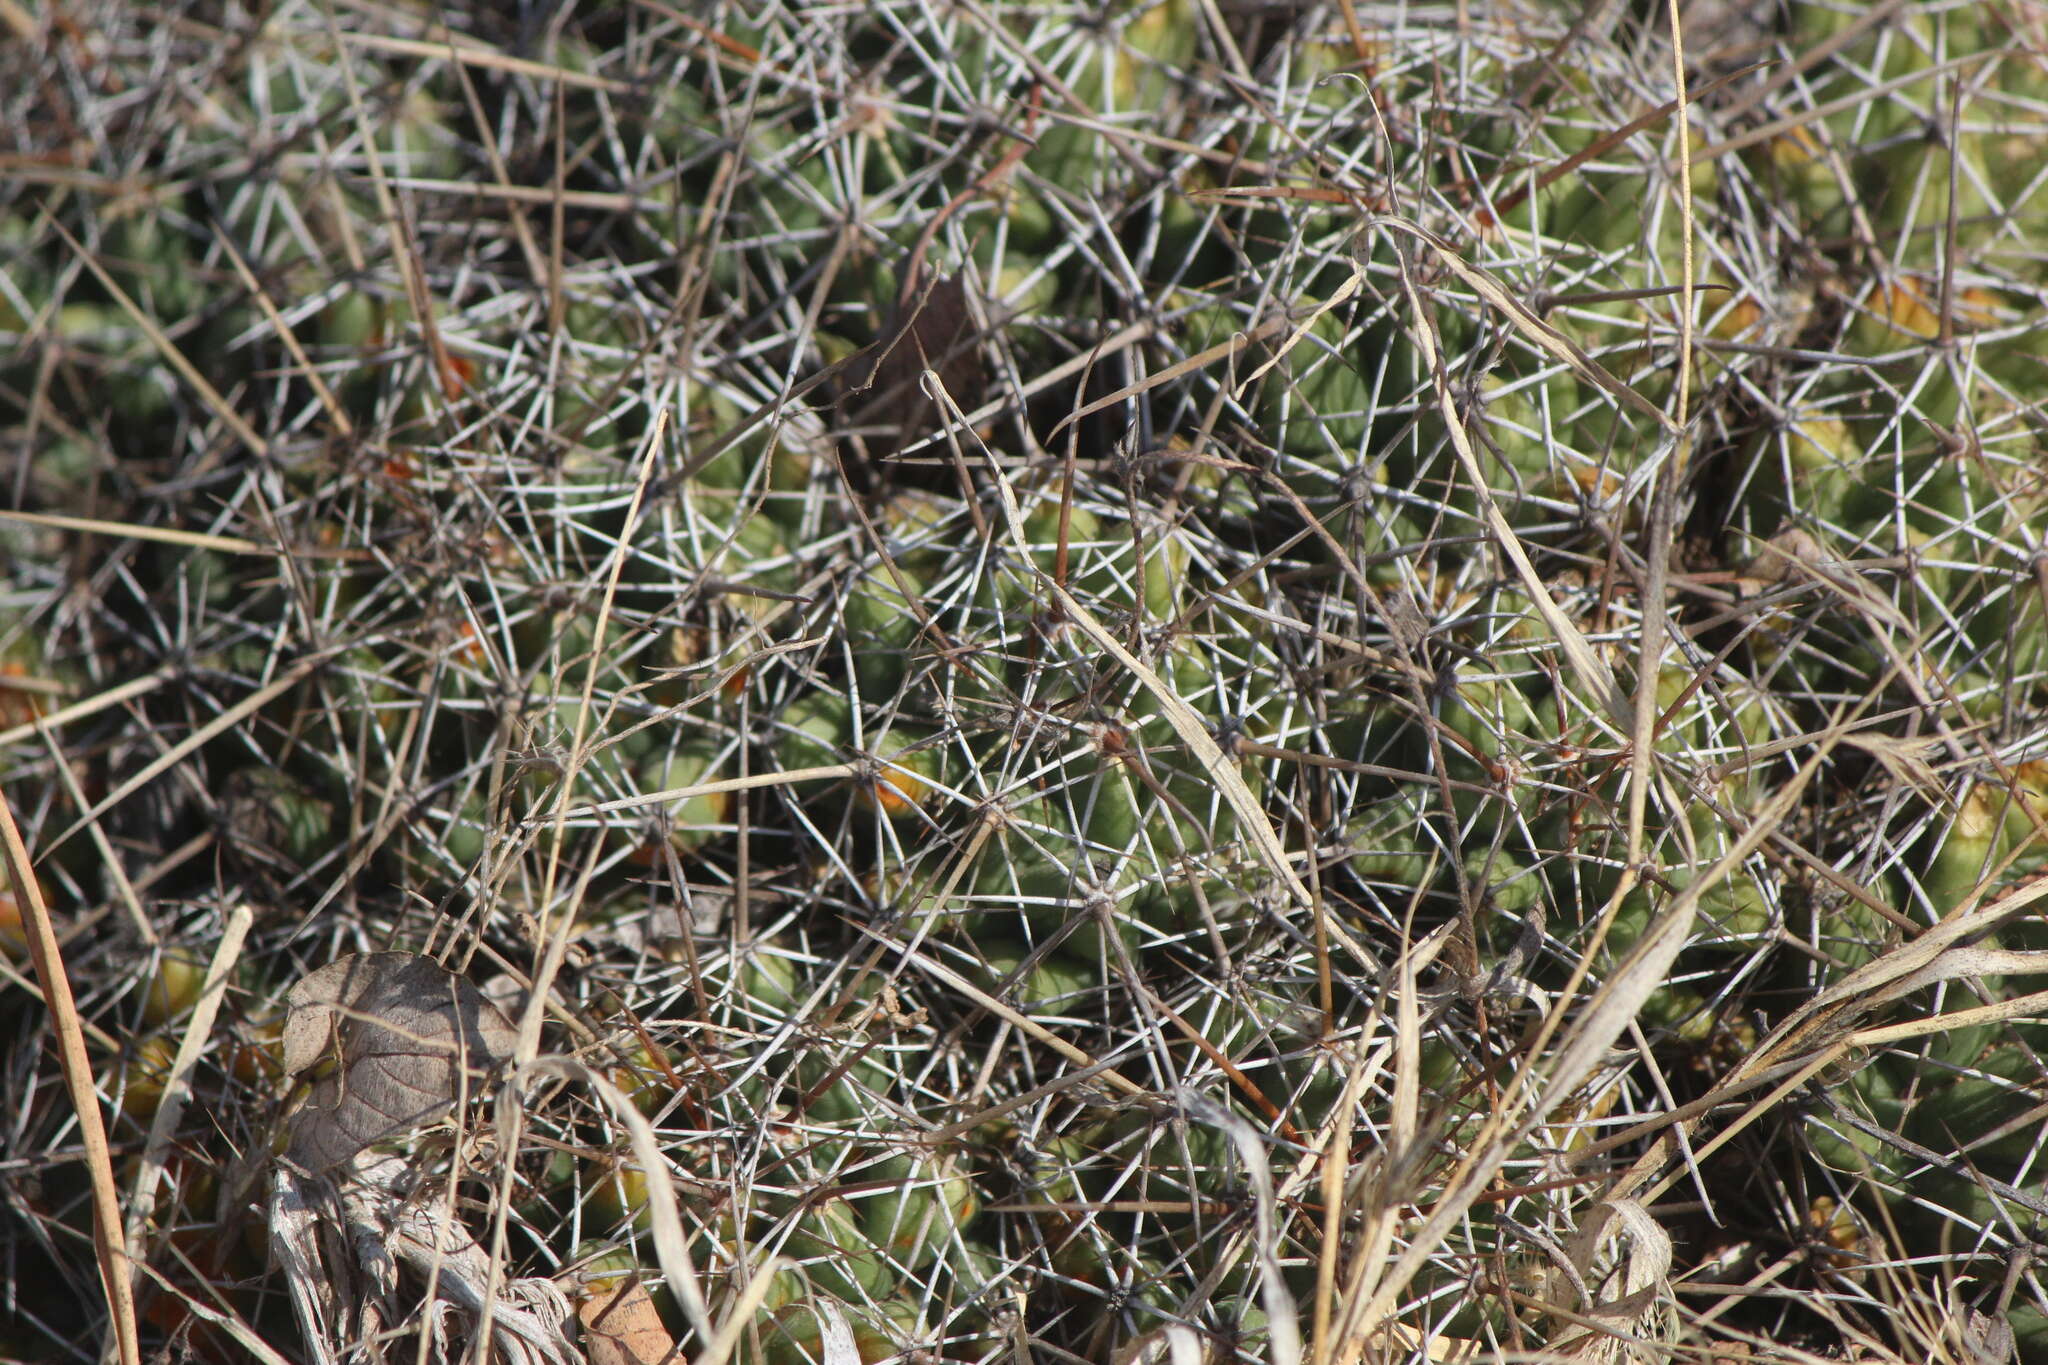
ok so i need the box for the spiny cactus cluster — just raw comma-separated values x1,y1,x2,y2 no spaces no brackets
3,1,2047,1362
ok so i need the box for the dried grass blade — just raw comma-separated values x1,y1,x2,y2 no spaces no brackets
1757,869,2048,1066
0,793,140,1365
1179,1094,1304,1365
1538,736,1822,1120
1376,214,1678,434
124,906,253,1267
1849,986,2048,1048
0,510,273,556
697,1246,786,1365
335,29,632,92
44,215,266,454
1049,312,1287,439
1048,579,1316,910
213,229,352,438
521,1058,714,1342
562,763,860,819
1627,1044,1846,1211
1311,1044,1383,1365
817,1301,862,1365
945,374,1321,916
1394,268,1629,729
379,176,651,213
888,934,1147,1099
926,1055,1139,1144
1234,262,1363,391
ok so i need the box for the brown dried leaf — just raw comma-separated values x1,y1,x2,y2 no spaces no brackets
850,270,984,458
577,1272,675,1365
282,952,517,1172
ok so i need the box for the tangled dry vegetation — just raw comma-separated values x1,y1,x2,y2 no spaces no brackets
4,0,2048,1361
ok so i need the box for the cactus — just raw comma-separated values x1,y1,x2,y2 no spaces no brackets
10,4,2048,1362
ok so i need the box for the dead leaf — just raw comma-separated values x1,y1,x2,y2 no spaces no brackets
281,952,517,1171
848,270,985,459
577,1271,675,1365
271,1152,580,1365
1959,1305,2016,1365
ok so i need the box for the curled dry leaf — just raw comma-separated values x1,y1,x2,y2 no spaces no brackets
271,1152,581,1365
846,270,985,460
281,952,518,1171
576,1271,675,1365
